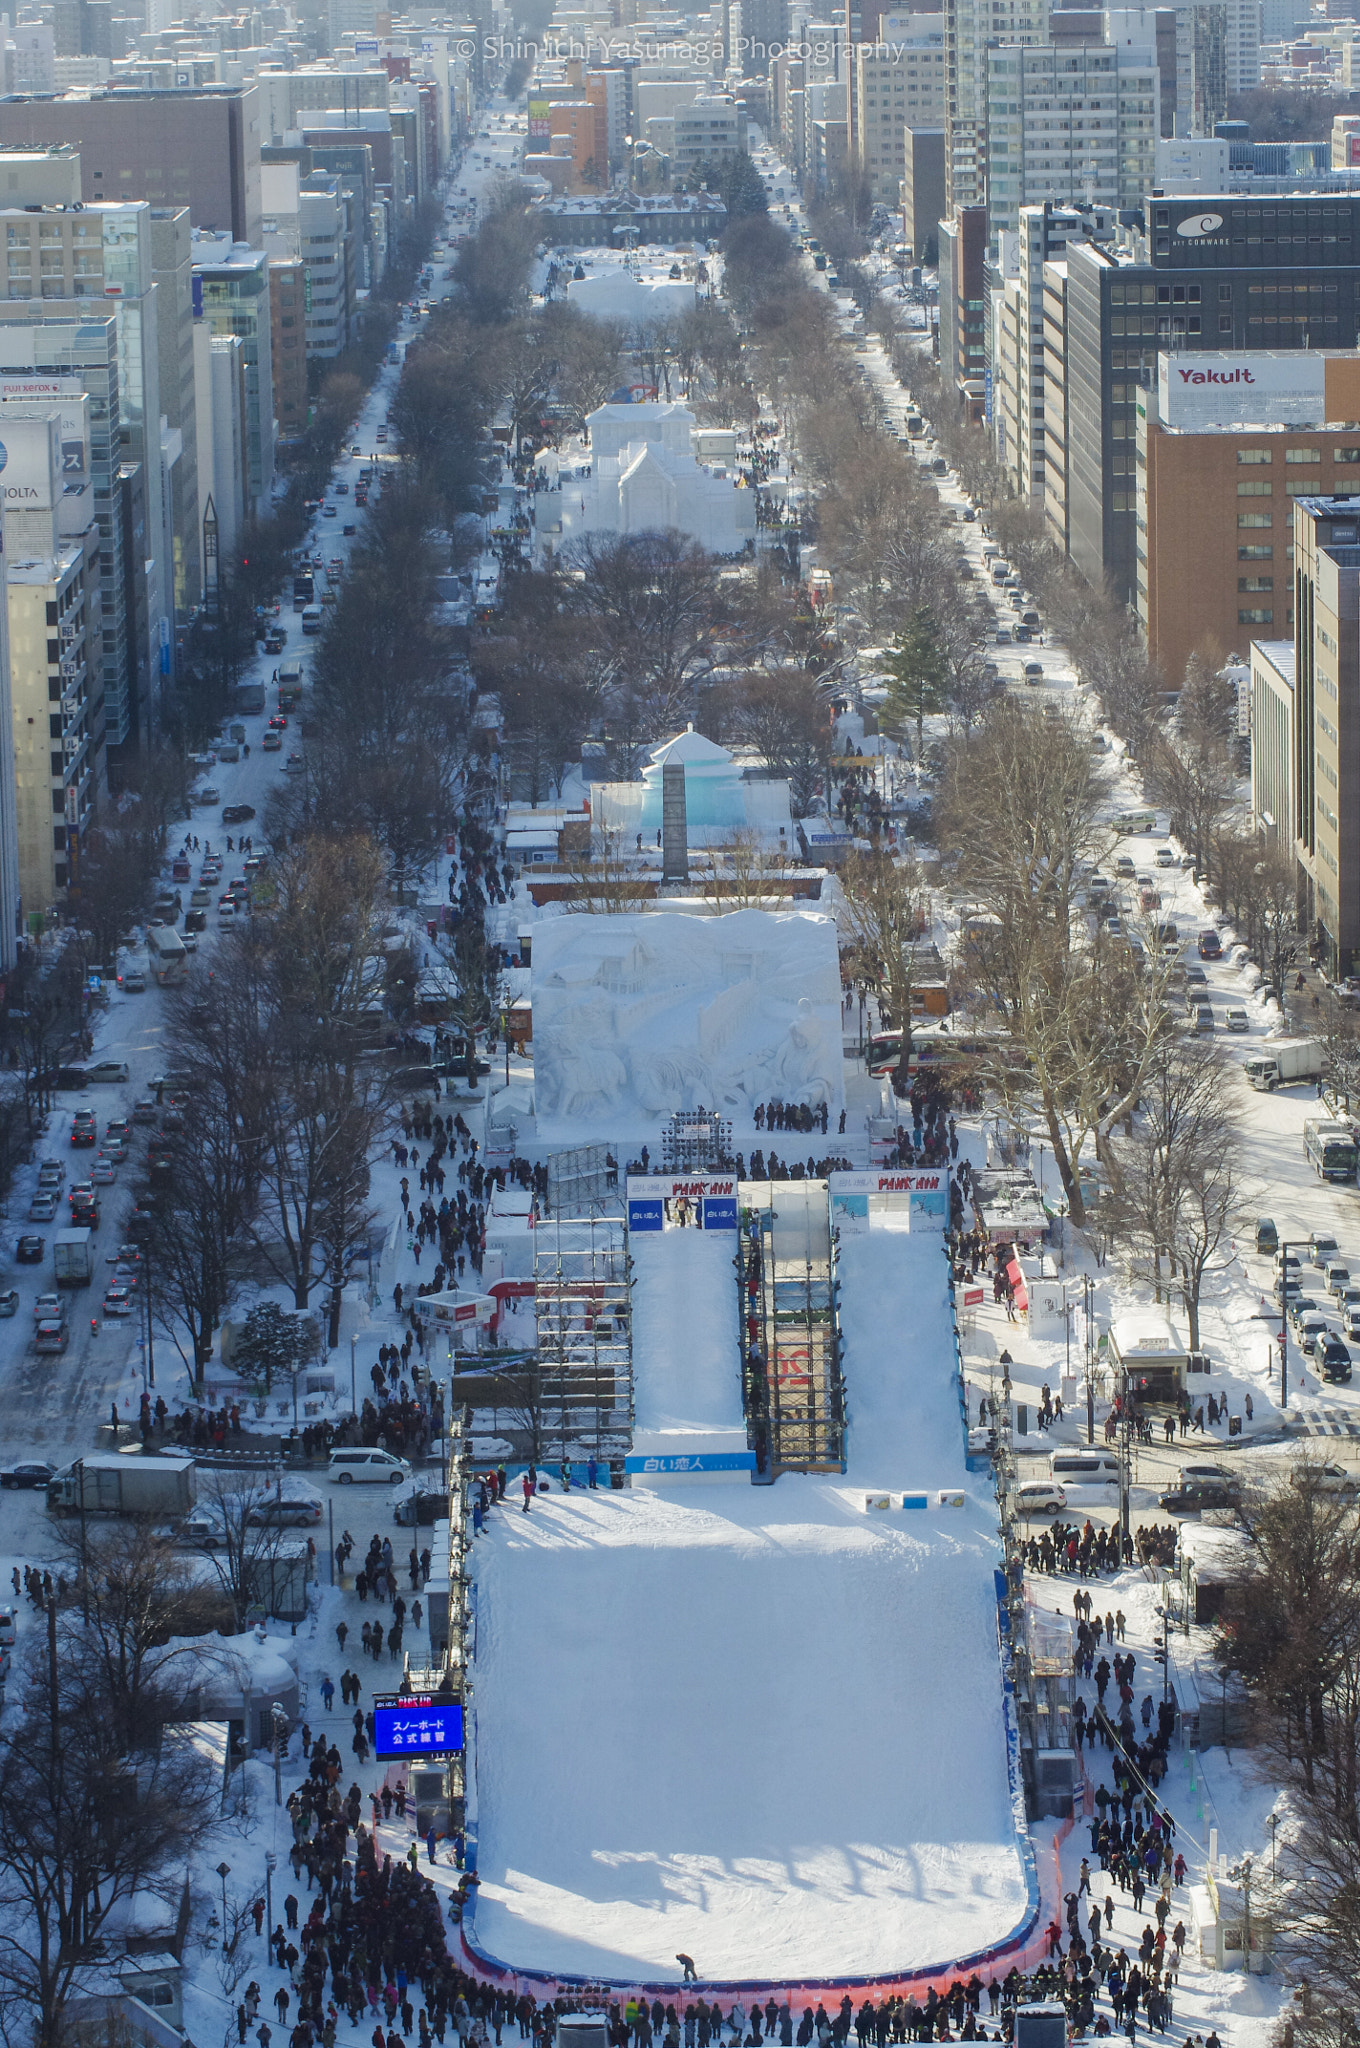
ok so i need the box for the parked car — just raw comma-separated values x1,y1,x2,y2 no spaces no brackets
0,1290,18,1318
0,1460,53,1488
1312,1231,1341,1264
1292,1460,1360,1496
1296,1311,1330,1354
1159,1480,1237,1513
1015,1480,1068,1516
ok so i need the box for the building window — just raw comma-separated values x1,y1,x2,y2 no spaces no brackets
1335,447,1360,464
1238,545,1273,559
1239,576,1273,591
1219,316,1233,333
1237,480,1272,496
1286,448,1321,464
1239,608,1274,623
1237,449,1271,465
1238,512,1272,527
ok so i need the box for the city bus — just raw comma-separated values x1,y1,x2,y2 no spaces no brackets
1305,1117,1358,1183
146,923,188,987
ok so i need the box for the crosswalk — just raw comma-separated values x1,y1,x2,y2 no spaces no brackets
1290,1405,1360,1437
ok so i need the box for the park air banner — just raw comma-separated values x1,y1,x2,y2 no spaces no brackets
828,1169,949,1233
626,1174,737,1232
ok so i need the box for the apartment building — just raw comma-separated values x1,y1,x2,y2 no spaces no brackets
992,200,1115,506
150,205,200,632
985,40,1159,234
943,0,1045,214
269,256,307,443
1250,636,1294,838
673,95,744,172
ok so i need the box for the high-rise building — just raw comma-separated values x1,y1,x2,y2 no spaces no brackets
985,40,1159,234
0,148,164,761
992,200,1115,504
191,232,274,521
938,201,989,403
943,0,1044,216
1056,194,1360,605
149,206,200,635
0,85,263,246
902,124,945,260
854,18,944,204
268,255,307,442
7,419,101,916
1291,494,1360,975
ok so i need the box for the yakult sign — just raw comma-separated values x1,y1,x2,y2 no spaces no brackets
1160,350,1326,429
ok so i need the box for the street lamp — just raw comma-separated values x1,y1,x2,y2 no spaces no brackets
265,1850,277,1936
216,1860,231,1941
350,1332,357,1416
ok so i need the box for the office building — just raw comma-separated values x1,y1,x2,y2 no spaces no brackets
985,40,1160,234
1056,194,1360,607
149,206,200,633
1136,350,1360,681
1292,493,1360,974
0,85,263,246
0,495,18,959
943,0,1045,215
1250,636,1294,838
268,256,307,444
939,201,988,405
0,150,163,758
902,125,945,260
191,232,274,520
2,409,102,914
854,21,945,204
992,200,1115,505
673,95,743,173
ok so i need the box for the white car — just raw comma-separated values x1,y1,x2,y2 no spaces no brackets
1292,1461,1360,1496
1015,1480,1067,1516
0,1607,15,1647
90,1160,116,1184
1224,1008,1249,1032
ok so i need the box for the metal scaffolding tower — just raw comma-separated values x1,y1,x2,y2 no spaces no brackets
737,1180,845,1473
532,1215,634,1459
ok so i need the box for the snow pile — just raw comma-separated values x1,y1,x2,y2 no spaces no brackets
530,909,844,1143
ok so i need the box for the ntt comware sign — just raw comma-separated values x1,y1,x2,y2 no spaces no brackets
1160,350,1326,429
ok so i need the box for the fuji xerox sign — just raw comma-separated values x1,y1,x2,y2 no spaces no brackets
1159,350,1326,430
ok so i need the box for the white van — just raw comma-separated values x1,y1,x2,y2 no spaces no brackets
1049,1451,1121,1491
329,1448,411,1485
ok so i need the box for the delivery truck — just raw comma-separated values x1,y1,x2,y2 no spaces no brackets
1244,1038,1323,1091
52,1228,94,1287
47,1454,196,1518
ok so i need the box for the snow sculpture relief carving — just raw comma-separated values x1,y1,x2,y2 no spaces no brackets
531,910,844,1137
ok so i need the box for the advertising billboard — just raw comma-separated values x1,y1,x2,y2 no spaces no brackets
1159,350,1326,429
528,96,552,140
372,1695,464,1760
0,376,89,483
625,1175,737,1231
0,414,59,512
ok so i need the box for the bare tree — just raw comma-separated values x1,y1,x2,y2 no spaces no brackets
837,848,928,1089
1106,1033,1240,1347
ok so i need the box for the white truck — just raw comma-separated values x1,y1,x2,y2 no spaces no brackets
1244,1038,1323,1091
52,1228,94,1288
47,1455,197,1518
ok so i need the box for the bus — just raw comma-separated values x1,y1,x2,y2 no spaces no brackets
146,923,188,987
867,1027,1017,1080
1305,1117,1358,1183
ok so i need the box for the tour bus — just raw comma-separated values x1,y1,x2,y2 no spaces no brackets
867,1027,1014,1080
301,605,323,636
146,923,189,987
1305,1117,1358,1183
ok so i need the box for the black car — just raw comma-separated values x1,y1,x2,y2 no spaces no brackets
1159,1480,1238,1514
394,1489,450,1527
1322,1337,1353,1382
15,1235,43,1263
184,909,208,934
0,1460,54,1489
222,803,257,824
